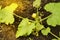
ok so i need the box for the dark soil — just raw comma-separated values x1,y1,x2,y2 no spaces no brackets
0,0,60,40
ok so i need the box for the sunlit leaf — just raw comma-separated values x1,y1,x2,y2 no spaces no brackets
16,18,36,38
52,38,57,40
44,3,60,26
33,0,41,8
35,22,44,31
0,6,1,9
41,27,51,35
0,3,18,24
58,38,60,40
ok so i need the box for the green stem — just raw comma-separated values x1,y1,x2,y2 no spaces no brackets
37,8,39,19
43,27,60,39
50,32,60,39
59,32,60,37
35,8,39,22
13,13,24,19
40,14,52,22
13,13,33,22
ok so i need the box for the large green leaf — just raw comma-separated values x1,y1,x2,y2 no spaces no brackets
0,3,18,24
44,3,60,26
16,18,36,38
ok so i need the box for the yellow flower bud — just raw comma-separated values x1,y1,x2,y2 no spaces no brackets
32,13,36,18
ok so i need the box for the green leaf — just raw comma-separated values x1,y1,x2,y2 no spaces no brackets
52,38,57,40
41,27,51,35
16,18,36,38
44,3,60,26
0,6,1,9
33,0,41,8
58,38,60,40
0,3,18,24
35,22,44,31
